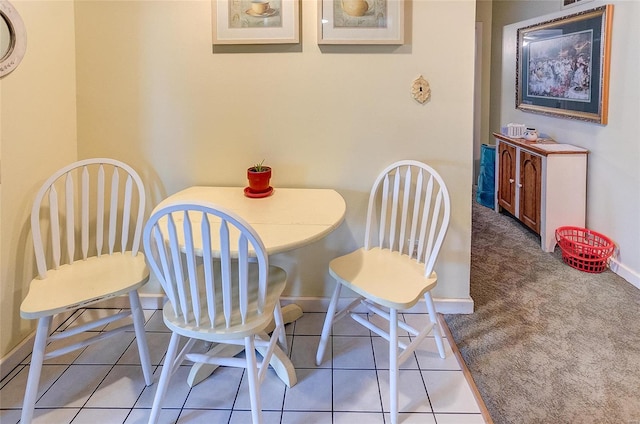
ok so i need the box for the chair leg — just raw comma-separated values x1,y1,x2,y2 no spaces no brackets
424,291,446,358
315,282,342,366
128,290,153,385
149,332,181,424
389,308,399,424
273,302,287,352
21,316,52,424
244,336,263,424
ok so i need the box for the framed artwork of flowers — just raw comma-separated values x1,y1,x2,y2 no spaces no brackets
516,5,613,124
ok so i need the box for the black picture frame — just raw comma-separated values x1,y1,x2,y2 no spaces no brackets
516,5,613,124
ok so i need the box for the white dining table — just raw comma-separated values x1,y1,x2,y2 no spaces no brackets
151,186,346,388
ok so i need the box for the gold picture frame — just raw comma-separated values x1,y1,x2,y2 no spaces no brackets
516,5,613,124
212,0,300,45
317,0,404,45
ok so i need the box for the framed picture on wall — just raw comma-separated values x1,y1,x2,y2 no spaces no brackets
562,0,594,9
212,0,299,44
516,5,613,124
317,0,404,45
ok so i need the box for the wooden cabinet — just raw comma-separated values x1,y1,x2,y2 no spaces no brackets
498,142,541,233
497,142,516,216
493,133,588,252
519,150,541,234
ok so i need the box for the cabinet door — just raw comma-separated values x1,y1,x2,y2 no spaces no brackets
519,150,541,234
497,142,516,215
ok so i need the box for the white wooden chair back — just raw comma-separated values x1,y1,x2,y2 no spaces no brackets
31,158,146,278
364,160,451,277
143,202,270,330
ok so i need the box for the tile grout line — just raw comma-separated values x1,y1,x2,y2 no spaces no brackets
437,313,493,424
0,309,488,423
404,313,438,423
366,317,386,423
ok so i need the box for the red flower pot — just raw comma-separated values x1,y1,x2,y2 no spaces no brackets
247,167,271,193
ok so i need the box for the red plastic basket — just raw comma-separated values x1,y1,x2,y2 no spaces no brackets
555,226,614,273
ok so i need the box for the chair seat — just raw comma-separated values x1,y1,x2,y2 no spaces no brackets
163,264,287,341
329,247,438,310
20,252,149,319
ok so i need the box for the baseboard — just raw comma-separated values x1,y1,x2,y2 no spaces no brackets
1,294,473,381
0,335,33,382
91,293,166,310
0,296,164,382
98,294,475,314
281,296,475,314
609,258,640,290
0,310,75,382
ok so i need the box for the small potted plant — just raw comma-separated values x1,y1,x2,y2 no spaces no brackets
246,160,272,194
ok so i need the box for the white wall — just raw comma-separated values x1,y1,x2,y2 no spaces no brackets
0,0,77,358
0,0,476,359
498,1,640,287
74,0,475,301
474,0,493,181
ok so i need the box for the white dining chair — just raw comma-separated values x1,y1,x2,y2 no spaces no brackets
143,201,288,424
315,160,451,424
20,158,153,424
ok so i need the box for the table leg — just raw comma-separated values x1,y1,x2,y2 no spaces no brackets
186,303,303,388
279,303,304,327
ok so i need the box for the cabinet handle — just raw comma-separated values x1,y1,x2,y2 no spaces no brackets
517,183,523,188
509,179,515,184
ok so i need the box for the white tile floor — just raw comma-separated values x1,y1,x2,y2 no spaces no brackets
0,308,487,424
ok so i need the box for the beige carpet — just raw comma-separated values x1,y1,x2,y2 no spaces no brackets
444,199,640,424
